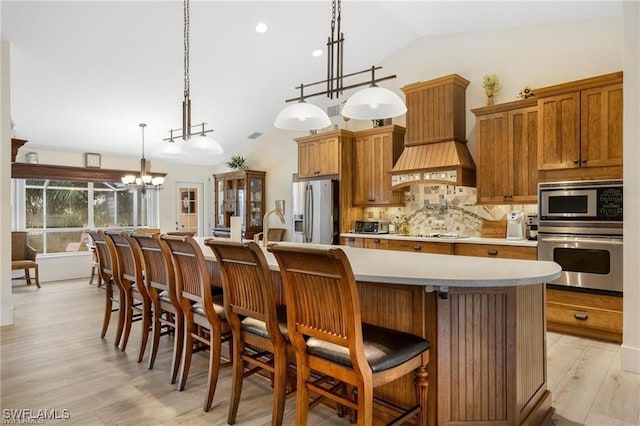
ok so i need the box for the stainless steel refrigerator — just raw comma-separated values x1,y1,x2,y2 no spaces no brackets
292,179,339,244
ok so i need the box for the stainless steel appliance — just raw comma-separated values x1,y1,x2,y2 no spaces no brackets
354,220,389,234
292,179,339,244
506,211,526,240
537,180,623,293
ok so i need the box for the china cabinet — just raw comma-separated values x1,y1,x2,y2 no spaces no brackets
213,170,266,239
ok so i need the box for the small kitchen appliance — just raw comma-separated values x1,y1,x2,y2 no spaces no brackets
506,211,526,240
354,220,389,234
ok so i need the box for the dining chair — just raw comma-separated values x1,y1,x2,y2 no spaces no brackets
130,231,183,383
87,229,124,345
206,239,293,425
104,229,151,359
11,231,40,288
268,244,431,426
161,234,232,412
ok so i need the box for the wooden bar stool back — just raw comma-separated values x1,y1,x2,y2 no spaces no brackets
206,240,292,425
161,234,232,412
87,229,124,345
130,231,183,383
268,244,431,426
104,230,151,359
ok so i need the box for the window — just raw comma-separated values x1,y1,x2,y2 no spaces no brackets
15,179,158,254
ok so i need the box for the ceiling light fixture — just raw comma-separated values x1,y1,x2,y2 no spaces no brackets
274,0,406,131
157,0,223,156
255,22,268,33
312,49,323,57
122,123,164,194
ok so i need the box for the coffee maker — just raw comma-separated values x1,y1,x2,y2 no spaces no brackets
506,211,526,240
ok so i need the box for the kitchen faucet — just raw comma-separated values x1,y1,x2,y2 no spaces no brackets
262,208,285,246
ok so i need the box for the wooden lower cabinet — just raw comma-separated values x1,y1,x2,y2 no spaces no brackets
546,287,623,343
340,236,365,248
387,239,453,254
454,243,536,260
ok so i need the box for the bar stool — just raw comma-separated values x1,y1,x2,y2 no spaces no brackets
206,240,293,425
161,234,232,412
269,244,431,426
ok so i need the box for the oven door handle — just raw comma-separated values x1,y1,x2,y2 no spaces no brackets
539,237,623,245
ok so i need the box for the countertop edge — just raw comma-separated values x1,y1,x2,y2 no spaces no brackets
340,233,538,247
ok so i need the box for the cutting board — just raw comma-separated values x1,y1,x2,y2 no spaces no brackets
481,220,507,238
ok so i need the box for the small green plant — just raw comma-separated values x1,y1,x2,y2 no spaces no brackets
226,155,248,170
482,73,501,99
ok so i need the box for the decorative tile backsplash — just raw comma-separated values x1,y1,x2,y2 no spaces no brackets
365,184,538,237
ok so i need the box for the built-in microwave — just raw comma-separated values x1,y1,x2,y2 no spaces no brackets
538,180,623,235
539,180,622,221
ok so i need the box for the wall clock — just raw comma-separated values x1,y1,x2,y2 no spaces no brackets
85,153,101,168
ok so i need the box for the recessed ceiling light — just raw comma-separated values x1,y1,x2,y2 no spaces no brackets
312,49,323,57
255,22,268,33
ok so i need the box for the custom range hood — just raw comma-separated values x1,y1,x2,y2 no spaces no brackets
391,74,476,189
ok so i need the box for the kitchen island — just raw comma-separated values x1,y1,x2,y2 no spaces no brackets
197,239,561,426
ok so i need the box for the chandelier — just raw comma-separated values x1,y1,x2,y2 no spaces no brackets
274,0,406,131
122,123,165,193
154,0,223,157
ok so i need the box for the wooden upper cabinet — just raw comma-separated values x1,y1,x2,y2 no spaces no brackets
536,72,623,179
581,83,623,168
352,125,405,206
537,92,581,170
297,136,339,178
473,99,538,204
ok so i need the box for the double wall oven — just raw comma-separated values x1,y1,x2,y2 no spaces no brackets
538,180,623,293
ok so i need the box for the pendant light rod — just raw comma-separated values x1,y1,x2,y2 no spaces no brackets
160,0,223,154
284,67,396,103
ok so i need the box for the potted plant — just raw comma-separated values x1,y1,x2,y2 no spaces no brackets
226,155,248,170
482,73,501,105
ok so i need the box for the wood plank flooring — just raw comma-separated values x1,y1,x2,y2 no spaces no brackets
2,280,639,425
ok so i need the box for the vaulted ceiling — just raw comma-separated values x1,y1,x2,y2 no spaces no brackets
2,1,623,165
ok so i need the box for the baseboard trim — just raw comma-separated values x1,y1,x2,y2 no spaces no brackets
621,344,640,374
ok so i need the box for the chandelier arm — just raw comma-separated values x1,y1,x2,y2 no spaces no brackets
337,0,343,96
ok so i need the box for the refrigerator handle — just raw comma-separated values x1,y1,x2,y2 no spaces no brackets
305,184,313,243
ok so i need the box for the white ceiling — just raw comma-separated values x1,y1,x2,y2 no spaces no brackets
2,1,623,166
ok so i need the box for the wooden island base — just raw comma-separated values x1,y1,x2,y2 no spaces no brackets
356,281,553,426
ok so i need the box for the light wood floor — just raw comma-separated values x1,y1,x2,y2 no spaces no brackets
2,280,639,426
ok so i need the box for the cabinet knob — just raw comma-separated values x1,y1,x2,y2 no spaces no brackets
573,159,579,164
581,159,587,164
574,313,589,321
373,239,381,244
487,250,498,255
412,245,422,251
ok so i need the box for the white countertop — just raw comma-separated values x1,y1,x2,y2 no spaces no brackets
340,232,538,247
196,238,560,289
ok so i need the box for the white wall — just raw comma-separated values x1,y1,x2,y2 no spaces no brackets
1,41,14,325
622,0,640,374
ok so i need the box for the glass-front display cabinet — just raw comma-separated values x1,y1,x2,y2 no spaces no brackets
213,170,266,239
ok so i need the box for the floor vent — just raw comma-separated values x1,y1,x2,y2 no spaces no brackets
247,132,262,140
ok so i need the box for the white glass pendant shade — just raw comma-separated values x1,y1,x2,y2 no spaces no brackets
342,86,407,120
122,175,136,185
151,176,165,186
274,101,331,131
152,139,190,159
186,133,224,155
142,175,153,184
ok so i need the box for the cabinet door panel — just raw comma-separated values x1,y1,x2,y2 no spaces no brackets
352,137,371,205
510,107,538,203
371,133,391,204
318,137,339,176
298,142,318,178
581,83,623,168
537,92,580,170
477,113,510,203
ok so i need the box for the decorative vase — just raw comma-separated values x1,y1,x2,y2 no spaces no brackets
486,96,495,106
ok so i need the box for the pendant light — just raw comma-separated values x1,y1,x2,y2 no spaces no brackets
341,66,407,119
274,84,331,130
122,123,164,193
275,0,406,130
156,0,223,156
